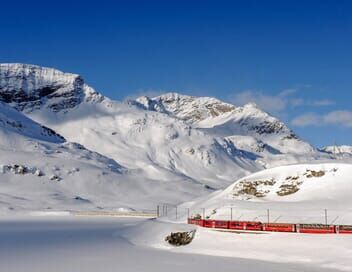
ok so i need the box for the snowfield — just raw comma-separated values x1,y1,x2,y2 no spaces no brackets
0,216,350,272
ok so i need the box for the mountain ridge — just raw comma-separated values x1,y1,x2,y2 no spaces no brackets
0,63,104,113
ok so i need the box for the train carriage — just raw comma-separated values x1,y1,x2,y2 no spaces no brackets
229,221,262,231
297,224,335,234
337,225,352,234
262,223,296,232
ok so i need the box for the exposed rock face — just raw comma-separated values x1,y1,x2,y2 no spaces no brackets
0,63,103,113
305,169,325,178
165,230,195,246
131,96,167,113
276,184,300,196
233,178,276,198
1,164,46,177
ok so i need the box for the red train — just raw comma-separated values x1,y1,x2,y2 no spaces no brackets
187,219,352,234
263,223,296,232
229,221,262,231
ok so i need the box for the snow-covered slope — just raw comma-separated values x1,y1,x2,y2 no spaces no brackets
0,102,123,212
184,163,352,224
0,101,214,213
0,63,351,212
0,101,64,145
31,99,259,188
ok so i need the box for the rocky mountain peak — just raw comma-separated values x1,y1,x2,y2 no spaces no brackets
133,92,236,123
132,95,167,113
0,63,103,113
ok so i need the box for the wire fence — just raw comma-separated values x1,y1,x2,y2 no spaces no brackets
157,204,352,225
67,204,352,226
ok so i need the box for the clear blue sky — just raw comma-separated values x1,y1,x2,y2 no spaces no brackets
1,0,351,147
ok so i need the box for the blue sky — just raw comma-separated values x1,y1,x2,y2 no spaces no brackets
1,0,351,147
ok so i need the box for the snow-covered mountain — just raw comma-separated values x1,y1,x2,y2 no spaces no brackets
0,63,350,212
0,63,103,113
322,145,352,155
134,93,315,154
131,93,336,169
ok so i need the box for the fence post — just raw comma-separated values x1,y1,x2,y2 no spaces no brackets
267,209,270,224
157,205,159,217
202,208,205,219
324,209,328,225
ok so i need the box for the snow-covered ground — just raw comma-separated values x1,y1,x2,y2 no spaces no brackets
0,216,348,272
182,163,352,224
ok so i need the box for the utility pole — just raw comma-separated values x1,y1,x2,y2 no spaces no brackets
230,207,233,221
175,206,178,220
202,208,205,219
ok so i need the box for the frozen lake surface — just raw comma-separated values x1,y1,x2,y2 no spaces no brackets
0,217,344,272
